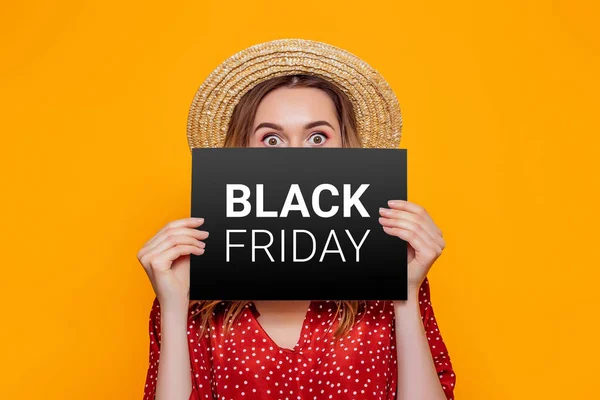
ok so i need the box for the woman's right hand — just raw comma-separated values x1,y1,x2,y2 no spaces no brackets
137,217,209,308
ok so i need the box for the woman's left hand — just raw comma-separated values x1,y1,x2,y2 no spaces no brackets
378,200,445,292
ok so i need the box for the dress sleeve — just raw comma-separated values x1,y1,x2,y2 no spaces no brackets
142,297,207,400
142,297,161,399
419,278,456,399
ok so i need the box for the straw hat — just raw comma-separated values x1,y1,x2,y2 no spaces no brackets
186,38,402,150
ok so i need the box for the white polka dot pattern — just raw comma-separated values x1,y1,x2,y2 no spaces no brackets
143,278,455,399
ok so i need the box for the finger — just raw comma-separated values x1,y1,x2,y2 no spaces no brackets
141,227,209,257
379,217,442,255
144,218,205,249
151,234,206,256
143,217,205,248
382,226,439,261
379,208,445,250
387,201,443,238
140,235,206,268
150,245,205,273
148,227,209,252
379,207,441,239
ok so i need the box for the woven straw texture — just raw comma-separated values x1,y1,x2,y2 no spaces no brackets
186,38,402,150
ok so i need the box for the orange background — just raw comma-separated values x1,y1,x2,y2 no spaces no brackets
1,1,598,399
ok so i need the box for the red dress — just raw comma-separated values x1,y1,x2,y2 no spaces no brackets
143,278,455,399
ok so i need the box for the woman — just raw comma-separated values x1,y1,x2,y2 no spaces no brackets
139,39,455,400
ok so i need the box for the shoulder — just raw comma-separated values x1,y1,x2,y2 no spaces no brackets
355,300,395,329
361,300,395,316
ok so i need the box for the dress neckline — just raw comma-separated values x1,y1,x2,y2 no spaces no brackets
247,300,312,353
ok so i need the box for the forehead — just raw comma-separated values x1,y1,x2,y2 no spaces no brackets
254,87,337,122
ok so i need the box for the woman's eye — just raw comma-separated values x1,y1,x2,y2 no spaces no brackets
308,132,327,145
263,135,282,146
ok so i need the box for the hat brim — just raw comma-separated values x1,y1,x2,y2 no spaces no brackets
187,38,402,150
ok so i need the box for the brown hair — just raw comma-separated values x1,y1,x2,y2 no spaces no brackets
223,74,361,148
190,74,363,339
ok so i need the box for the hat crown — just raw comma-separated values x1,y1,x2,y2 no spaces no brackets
187,38,402,150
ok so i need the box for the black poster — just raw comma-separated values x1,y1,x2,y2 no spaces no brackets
190,148,407,300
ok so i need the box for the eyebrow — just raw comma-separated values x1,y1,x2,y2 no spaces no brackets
304,120,335,130
254,120,335,133
254,122,284,132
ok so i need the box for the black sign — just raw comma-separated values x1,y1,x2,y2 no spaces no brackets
190,148,407,300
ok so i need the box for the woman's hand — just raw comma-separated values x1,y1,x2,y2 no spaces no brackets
137,217,209,308
378,200,445,291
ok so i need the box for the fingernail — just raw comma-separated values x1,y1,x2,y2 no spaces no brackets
194,217,204,222
379,207,391,215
